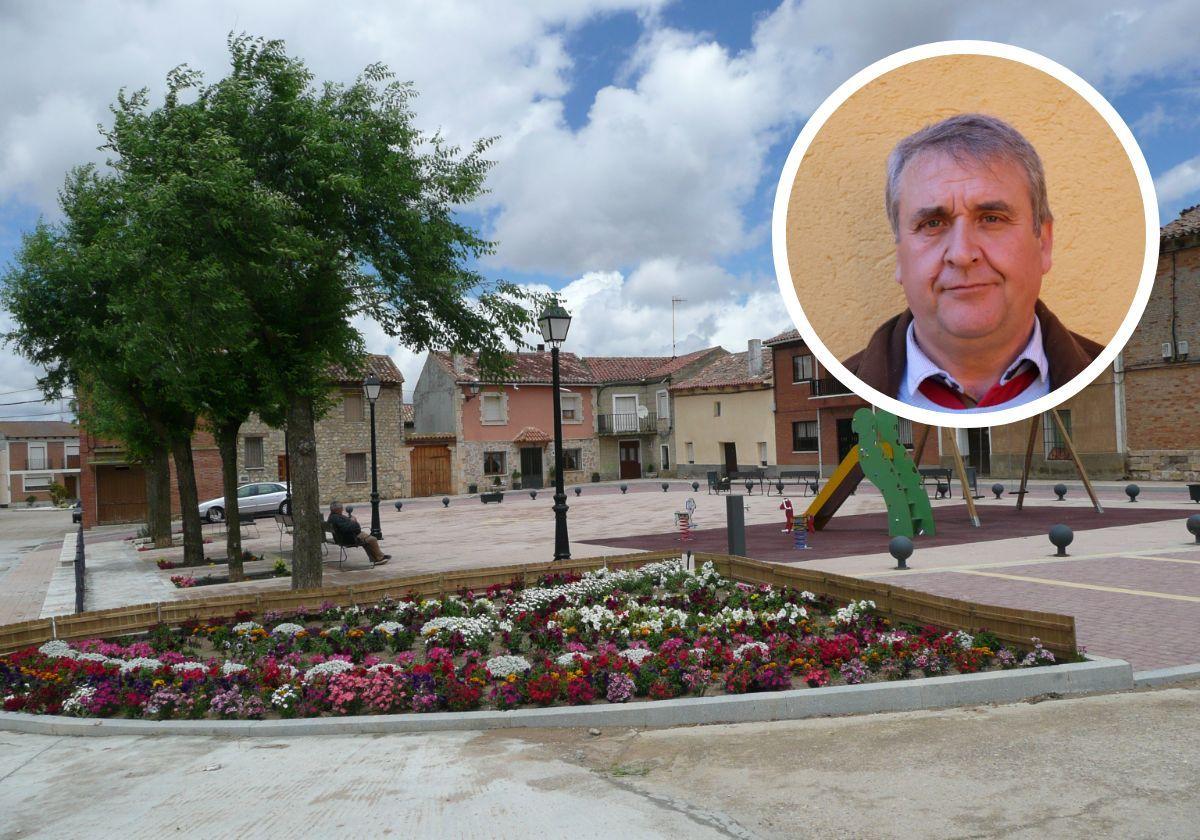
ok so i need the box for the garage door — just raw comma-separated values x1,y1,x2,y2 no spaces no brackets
96,465,147,524
410,445,451,497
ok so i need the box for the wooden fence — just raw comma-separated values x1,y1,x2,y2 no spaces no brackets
0,549,1077,658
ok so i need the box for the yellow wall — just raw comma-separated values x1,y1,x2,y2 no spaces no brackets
784,54,1146,361
674,389,777,468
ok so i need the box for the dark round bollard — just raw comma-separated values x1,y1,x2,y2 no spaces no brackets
1049,524,1073,557
991,483,1004,500
1187,514,1200,544
1125,483,1140,502
1053,483,1067,501
574,487,582,497
619,484,628,494
776,481,785,495
744,480,755,493
394,501,403,511
661,482,669,492
346,506,354,515
889,535,914,570
529,490,537,500
691,481,700,492
441,497,450,508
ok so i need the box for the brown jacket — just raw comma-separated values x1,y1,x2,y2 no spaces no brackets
843,300,1104,399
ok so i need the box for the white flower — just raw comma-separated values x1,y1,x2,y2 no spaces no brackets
951,630,974,651
374,621,405,636
768,604,808,625
38,640,76,659
303,660,355,682
834,600,876,626
221,662,248,676
733,641,770,660
270,684,299,708
76,651,114,664
556,652,592,666
171,661,207,673
271,623,306,637
119,657,163,674
619,648,654,665
419,616,494,646
231,621,262,634
486,655,532,678
61,685,95,714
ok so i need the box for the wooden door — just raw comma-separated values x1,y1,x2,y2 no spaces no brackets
410,445,451,496
96,465,148,524
520,447,544,488
63,475,78,499
277,454,288,482
618,440,641,479
723,442,738,475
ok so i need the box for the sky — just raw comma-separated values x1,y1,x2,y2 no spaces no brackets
1,0,1198,420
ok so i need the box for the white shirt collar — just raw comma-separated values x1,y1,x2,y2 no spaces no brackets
897,317,1050,412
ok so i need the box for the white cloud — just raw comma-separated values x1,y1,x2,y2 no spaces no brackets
1155,154,1200,208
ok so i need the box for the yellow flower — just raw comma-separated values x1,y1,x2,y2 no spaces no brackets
152,679,165,688
506,673,517,683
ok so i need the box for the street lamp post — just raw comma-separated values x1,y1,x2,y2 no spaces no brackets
363,373,383,540
539,304,572,561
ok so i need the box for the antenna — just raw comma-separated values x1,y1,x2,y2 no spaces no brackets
671,296,686,357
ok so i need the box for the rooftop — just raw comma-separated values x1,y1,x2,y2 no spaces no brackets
583,347,723,382
1162,204,1200,242
672,348,773,391
0,420,78,439
432,350,594,385
328,354,404,385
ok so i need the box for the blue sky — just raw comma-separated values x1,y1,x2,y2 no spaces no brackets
1,0,1198,419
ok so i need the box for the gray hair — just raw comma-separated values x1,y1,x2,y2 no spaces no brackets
886,113,1052,238
329,501,343,513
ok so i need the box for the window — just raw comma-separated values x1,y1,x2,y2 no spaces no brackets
483,451,507,475
66,442,80,468
560,393,582,423
344,392,364,422
27,443,46,471
686,442,695,464
656,390,669,421
758,442,767,466
481,393,506,424
792,354,815,383
897,418,914,447
562,448,582,471
661,444,670,470
23,474,52,491
244,436,264,469
345,453,368,483
713,401,722,417
1044,410,1072,460
792,421,818,452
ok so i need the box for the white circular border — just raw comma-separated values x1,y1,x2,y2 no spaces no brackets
771,40,1160,430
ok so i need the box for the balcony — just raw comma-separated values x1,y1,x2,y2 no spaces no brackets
810,377,854,397
597,411,659,435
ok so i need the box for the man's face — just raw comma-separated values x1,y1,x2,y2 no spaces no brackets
894,150,1052,350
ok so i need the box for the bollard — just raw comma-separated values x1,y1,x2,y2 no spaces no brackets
441,497,450,508
691,481,700,492
661,482,669,492
889,535,913,570
1053,483,1067,501
1187,514,1200,544
394,501,403,511
991,483,1004,500
529,490,537,500
574,486,582,496
619,484,628,494
1049,524,1073,557
1125,483,1140,502
726,494,746,557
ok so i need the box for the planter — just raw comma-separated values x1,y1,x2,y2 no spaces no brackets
467,483,478,495
479,491,504,504
1189,483,1200,503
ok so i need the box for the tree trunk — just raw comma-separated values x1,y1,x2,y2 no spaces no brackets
287,394,323,590
168,436,205,567
214,421,244,582
144,443,173,549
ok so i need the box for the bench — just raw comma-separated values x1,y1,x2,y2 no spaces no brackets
918,467,953,499
769,470,820,496
321,522,352,569
729,469,766,494
706,471,731,495
273,513,293,553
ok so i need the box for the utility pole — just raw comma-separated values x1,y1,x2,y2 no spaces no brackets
671,296,686,357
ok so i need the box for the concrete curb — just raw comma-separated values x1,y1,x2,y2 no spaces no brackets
0,656,1132,737
1133,663,1200,687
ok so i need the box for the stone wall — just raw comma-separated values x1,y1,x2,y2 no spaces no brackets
457,438,599,493
237,382,408,505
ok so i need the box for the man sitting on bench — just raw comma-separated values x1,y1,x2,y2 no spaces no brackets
327,501,389,566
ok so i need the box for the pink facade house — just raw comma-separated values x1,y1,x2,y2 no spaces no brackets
410,349,598,494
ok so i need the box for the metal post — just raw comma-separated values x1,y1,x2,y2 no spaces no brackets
551,346,570,560
368,397,382,539
283,427,292,514
726,494,746,556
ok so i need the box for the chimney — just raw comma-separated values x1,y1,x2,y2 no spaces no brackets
537,343,545,352
451,352,466,377
747,339,763,377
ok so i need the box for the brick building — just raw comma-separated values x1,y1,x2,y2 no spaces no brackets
1124,205,1200,480
0,421,81,506
764,330,940,475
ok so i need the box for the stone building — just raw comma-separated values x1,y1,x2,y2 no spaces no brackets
411,349,598,495
671,341,776,479
584,347,726,480
236,354,407,503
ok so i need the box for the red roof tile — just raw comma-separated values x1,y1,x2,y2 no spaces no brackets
1163,205,1200,242
432,350,594,385
672,348,773,391
513,426,552,444
763,329,802,346
328,354,404,384
401,404,414,423
584,347,723,382
0,420,78,439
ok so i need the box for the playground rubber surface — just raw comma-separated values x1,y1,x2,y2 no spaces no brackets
582,503,1185,562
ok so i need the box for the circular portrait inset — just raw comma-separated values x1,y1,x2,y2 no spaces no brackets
772,41,1158,428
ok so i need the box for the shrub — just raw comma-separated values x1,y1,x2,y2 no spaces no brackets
48,483,70,506
25,494,37,507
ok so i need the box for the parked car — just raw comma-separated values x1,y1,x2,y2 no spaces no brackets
71,500,82,524
199,482,290,523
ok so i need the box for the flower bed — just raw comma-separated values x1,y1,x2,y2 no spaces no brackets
0,560,1067,721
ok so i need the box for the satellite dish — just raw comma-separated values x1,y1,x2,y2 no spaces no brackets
636,405,649,419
